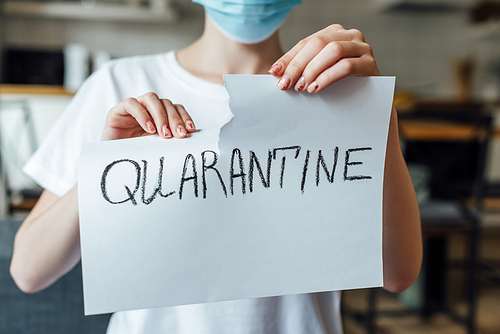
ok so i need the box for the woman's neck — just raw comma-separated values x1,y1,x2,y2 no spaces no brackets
177,13,284,85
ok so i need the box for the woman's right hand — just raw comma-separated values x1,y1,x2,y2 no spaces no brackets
101,92,196,141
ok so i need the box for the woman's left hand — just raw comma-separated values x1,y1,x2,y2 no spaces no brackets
269,24,380,93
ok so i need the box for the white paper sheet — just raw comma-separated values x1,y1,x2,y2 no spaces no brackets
78,75,395,315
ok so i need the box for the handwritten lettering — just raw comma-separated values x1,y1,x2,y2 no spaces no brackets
344,147,373,181
101,159,141,205
100,146,373,205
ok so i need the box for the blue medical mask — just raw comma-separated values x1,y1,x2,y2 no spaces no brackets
193,0,301,44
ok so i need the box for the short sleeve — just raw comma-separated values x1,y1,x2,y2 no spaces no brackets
23,63,121,197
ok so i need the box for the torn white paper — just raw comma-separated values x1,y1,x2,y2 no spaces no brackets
78,75,395,315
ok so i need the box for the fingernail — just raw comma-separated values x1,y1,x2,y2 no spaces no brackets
176,125,185,136
162,125,171,138
295,76,306,91
186,121,195,130
307,82,319,93
147,121,155,133
268,62,283,75
277,74,291,90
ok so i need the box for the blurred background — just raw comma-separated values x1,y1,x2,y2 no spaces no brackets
0,0,499,333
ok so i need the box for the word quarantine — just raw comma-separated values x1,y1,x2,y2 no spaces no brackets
100,145,374,206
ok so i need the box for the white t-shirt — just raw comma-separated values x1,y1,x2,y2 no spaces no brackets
23,51,343,334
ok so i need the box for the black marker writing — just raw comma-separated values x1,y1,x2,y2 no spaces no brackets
202,150,227,198
100,145,375,206
141,157,175,205
301,150,311,194
316,147,339,186
230,148,246,195
273,146,301,188
344,147,373,181
248,150,272,192
179,154,198,199
101,159,141,205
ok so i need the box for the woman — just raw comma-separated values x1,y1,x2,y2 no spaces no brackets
10,0,422,333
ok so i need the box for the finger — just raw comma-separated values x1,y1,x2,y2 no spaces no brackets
269,24,347,77
162,100,187,138
307,55,378,93
297,42,372,91
320,26,365,42
137,92,170,138
174,104,196,133
277,36,330,90
116,98,155,134
345,28,366,43
269,40,307,76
